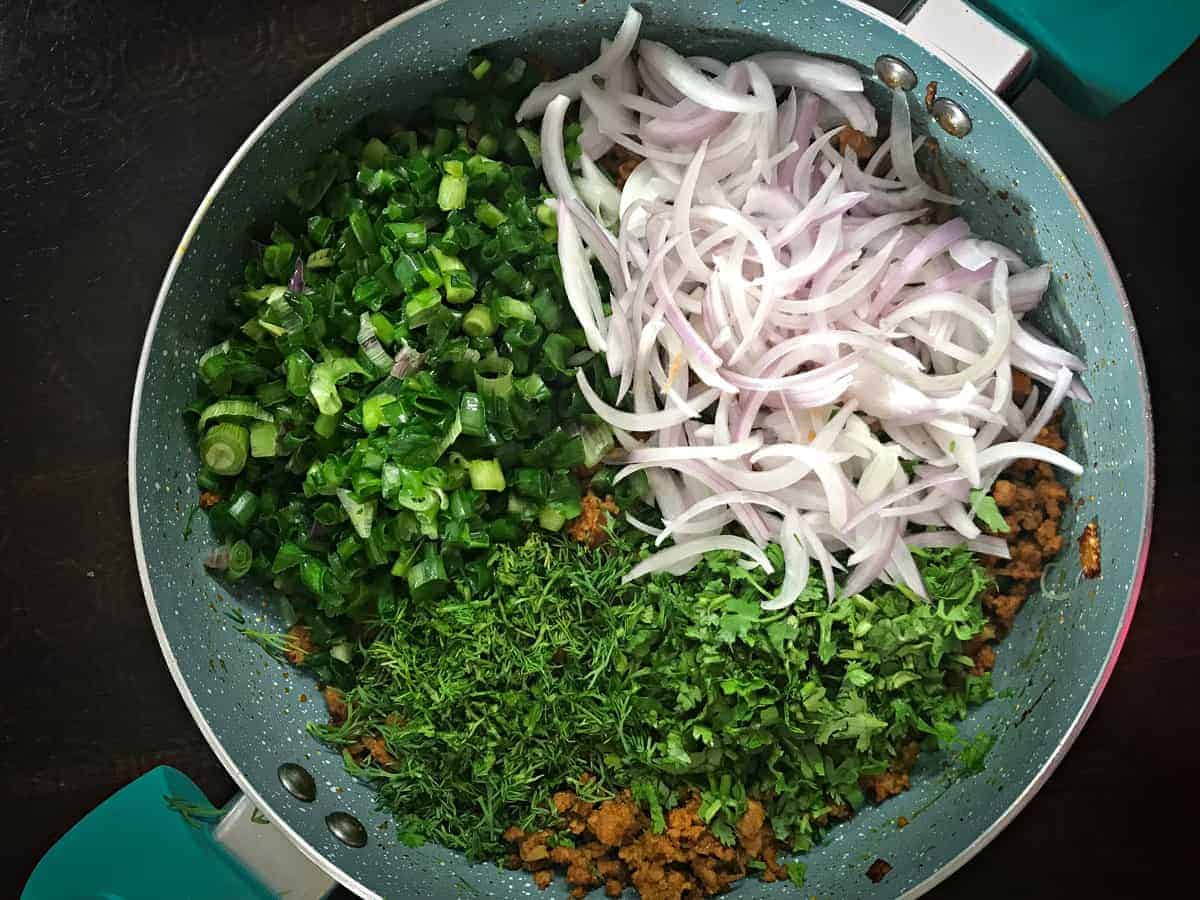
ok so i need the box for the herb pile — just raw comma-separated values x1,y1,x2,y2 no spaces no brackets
310,533,993,860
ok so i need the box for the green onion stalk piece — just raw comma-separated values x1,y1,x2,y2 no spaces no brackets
200,423,249,476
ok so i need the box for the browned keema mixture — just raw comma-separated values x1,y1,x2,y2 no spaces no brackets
503,787,789,900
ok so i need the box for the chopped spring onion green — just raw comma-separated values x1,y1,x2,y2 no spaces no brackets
362,394,396,433
227,540,253,580
467,459,506,491
227,490,259,528
314,412,340,439
437,170,468,211
581,421,615,468
406,544,449,603
249,421,279,458
358,313,394,373
199,423,249,476
309,358,366,415
516,126,541,166
337,488,376,539
370,312,395,345
405,288,443,327
475,200,507,229
537,506,567,531
474,356,514,400
493,295,536,324
196,399,272,433
462,305,497,337
468,54,492,80
459,392,487,437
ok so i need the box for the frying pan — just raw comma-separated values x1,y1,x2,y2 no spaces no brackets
33,0,1192,897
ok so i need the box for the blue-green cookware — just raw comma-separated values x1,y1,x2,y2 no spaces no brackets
111,0,1187,897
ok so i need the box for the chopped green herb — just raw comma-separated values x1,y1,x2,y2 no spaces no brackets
970,488,1011,532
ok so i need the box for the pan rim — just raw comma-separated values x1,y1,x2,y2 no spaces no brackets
127,2,1154,897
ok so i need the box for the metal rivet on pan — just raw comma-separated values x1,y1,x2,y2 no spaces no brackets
277,763,316,802
326,811,368,848
931,97,973,137
874,55,916,91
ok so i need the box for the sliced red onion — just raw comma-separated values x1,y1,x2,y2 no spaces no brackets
516,5,643,121
888,89,960,205
841,518,900,598
618,435,762,465
844,209,926,251
872,218,970,316
641,65,747,146
750,444,855,528
1008,265,1052,313
808,83,878,137
622,534,774,584
639,40,774,114
875,266,1013,393
574,155,623,230
624,512,664,537
540,95,580,209
578,369,717,431
777,88,798,153
566,197,625,294
203,546,230,571
288,258,305,294
889,536,929,599
746,51,863,93
580,80,637,143
794,514,837,600
638,56,684,104
949,238,1026,273
843,471,967,531
780,92,820,191
1020,366,1073,441
657,489,792,544
771,233,900,317
941,501,982,539
906,530,1011,559
763,510,812,610
390,341,422,379
1012,321,1085,373
556,200,609,352
580,102,613,161
976,440,1083,476
522,23,1085,604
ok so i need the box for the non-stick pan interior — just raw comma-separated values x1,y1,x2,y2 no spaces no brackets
131,2,1150,897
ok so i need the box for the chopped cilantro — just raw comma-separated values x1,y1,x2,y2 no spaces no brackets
299,534,994,860
786,860,808,888
970,488,1011,533
957,731,996,775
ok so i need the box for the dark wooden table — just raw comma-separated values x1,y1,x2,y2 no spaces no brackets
1,0,1195,895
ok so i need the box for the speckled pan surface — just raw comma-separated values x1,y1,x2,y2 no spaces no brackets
129,1,1152,897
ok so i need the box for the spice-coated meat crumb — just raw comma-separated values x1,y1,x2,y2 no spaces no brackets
1079,519,1101,578
323,686,347,724
567,492,620,548
284,624,315,666
867,858,893,883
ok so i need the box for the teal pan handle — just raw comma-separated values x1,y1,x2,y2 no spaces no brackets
22,766,334,900
973,0,1199,115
